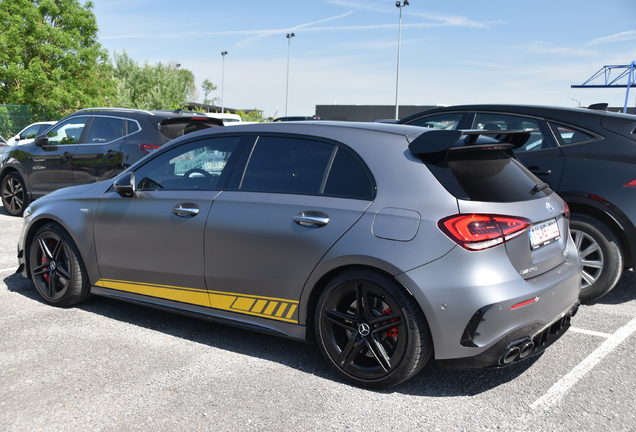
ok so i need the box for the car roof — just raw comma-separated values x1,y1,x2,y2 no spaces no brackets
66,108,212,120
399,104,636,124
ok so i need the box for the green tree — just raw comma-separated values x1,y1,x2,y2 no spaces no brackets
0,0,116,108
111,51,197,111
235,108,265,122
201,78,218,106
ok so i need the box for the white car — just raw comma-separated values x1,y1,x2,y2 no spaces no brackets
6,121,56,146
205,113,242,126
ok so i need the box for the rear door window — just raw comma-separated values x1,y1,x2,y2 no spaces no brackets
85,117,126,144
473,113,548,153
238,136,375,199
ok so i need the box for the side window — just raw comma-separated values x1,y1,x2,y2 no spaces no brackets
46,117,90,145
548,122,594,146
20,124,41,139
473,113,547,153
407,113,462,130
134,136,241,191
127,120,140,135
86,117,125,144
240,137,334,195
324,148,374,199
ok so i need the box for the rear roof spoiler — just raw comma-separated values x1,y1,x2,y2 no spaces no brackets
408,129,530,155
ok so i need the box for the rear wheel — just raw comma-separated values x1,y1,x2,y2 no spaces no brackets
570,214,623,303
315,268,432,389
29,223,91,307
1,172,29,216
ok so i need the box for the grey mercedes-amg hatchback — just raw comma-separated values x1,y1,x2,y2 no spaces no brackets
16,122,581,388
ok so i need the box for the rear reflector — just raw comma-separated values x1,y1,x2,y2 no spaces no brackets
438,214,532,251
510,296,539,310
140,143,162,154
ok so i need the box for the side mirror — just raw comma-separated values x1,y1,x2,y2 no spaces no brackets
34,134,49,147
114,172,135,197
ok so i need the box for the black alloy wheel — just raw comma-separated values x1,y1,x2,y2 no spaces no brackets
570,214,623,303
1,172,28,216
29,223,91,307
316,268,432,389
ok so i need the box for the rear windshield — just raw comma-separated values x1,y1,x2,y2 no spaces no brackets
422,150,551,202
158,118,221,140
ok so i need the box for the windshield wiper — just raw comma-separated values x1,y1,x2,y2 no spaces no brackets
530,182,550,195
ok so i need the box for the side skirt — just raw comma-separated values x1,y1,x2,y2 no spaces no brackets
91,285,308,342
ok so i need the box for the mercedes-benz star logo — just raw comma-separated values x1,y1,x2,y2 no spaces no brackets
50,261,56,271
358,323,371,337
546,202,555,214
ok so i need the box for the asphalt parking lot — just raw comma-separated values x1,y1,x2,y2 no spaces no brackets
1,204,635,431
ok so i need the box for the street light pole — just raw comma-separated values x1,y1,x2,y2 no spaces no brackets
221,51,228,113
395,1,409,120
285,33,295,117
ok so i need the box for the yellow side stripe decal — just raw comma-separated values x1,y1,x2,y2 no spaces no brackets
96,279,299,323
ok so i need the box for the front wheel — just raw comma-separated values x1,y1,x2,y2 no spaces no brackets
315,268,432,389
1,172,29,216
29,223,92,307
570,214,623,303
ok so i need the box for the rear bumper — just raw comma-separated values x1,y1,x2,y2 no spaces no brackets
436,300,579,369
396,236,582,363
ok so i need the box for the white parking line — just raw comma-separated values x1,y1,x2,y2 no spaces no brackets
531,317,636,410
569,327,611,338
0,267,17,274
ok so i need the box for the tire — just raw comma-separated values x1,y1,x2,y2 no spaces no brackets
1,172,29,216
315,268,432,389
29,223,92,307
570,214,623,303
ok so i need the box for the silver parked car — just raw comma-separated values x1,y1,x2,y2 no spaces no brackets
16,122,581,388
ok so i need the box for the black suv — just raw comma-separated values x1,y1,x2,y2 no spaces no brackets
1,108,222,217
399,104,636,303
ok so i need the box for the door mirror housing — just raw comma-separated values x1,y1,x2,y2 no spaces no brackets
34,134,49,147
114,172,135,197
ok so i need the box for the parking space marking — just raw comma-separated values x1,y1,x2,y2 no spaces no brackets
531,317,636,411
569,327,611,338
0,268,17,274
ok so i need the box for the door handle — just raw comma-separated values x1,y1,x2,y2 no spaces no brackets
61,151,73,160
104,150,118,159
293,211,329,227
528,167,552,175
172,203,200,218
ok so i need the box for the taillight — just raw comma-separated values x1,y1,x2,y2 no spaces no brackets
563,201,570,219
625,179,636,187
140,143,161,154
438,214,532,251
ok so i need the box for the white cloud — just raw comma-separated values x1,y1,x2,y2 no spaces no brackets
586,30,636,46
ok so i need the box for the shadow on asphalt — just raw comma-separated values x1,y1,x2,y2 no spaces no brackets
3,272,554,397
589,269,636,306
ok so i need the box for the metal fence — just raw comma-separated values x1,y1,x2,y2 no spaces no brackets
0,105,76,140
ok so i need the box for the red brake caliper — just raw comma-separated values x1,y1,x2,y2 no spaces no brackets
380,308,399,338
41,240,55,283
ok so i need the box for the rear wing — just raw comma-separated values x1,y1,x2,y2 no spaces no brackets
408,129,531,155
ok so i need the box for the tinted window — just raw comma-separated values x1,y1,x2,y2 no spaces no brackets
240,137,334,195
422,150,551,202
86,117,125,144
548,122,594,145
127,120,140,134
473,113,547,153
158,118,221,140
408,113,462,130
46,117,89,145
324,148,374,199
134,136,240,191
20,124,41,139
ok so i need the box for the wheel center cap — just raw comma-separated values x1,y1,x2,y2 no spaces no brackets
50,261,56,271
358,323,371,337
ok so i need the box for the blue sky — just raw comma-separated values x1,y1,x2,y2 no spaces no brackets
93,0,636,118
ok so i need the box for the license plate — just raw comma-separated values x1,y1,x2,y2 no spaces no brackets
529,218,561,249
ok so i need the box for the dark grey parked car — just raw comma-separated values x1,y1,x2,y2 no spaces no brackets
17,122,581,388
0,108,223,216
400,104,636,303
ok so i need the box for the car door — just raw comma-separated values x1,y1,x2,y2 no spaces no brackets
27,116,89,198
470,112,567,191
72,116,126,185
203,135,374,323
92,135,244,308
